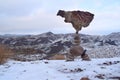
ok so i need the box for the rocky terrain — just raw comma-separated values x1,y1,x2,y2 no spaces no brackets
0,32,120,60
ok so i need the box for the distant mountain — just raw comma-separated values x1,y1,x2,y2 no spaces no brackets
0,32,120,60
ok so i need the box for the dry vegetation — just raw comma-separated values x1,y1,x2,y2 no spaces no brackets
48,54,65,60
0,44,13,64
12,47,45,54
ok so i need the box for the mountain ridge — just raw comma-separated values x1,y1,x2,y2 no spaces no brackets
0,32,120,60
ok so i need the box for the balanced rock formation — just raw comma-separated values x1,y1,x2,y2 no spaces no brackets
57,10,93,61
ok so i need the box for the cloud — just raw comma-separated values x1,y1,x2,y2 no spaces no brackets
0,0,120,35
0,8,73,34
81,9,120,35
0,0,44,16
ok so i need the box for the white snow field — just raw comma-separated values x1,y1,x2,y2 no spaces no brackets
0,57,120,80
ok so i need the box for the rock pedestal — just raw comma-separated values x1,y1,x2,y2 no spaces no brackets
74,34,81,45
66,34,90,61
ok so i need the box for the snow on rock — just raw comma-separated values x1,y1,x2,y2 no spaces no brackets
0,32,120,57
87,45,120,58
0,57,120,80
0,32,120,60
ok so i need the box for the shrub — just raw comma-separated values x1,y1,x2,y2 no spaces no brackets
0,44,13,64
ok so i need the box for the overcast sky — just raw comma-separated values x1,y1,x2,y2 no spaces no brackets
0,0,120,35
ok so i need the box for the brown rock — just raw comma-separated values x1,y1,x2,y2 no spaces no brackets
57,10,94,34
66,45,90,61
70,46,84,56
95,74,105,79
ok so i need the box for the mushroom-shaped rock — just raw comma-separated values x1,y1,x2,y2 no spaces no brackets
57,10,94,34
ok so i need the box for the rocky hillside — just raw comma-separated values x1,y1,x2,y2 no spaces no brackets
0,32,120,60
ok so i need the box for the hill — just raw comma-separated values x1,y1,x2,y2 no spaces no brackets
0,32,120,60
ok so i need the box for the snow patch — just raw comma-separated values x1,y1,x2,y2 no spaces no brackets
0,57,120,80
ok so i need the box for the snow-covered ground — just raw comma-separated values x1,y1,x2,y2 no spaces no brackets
0,57,120,80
